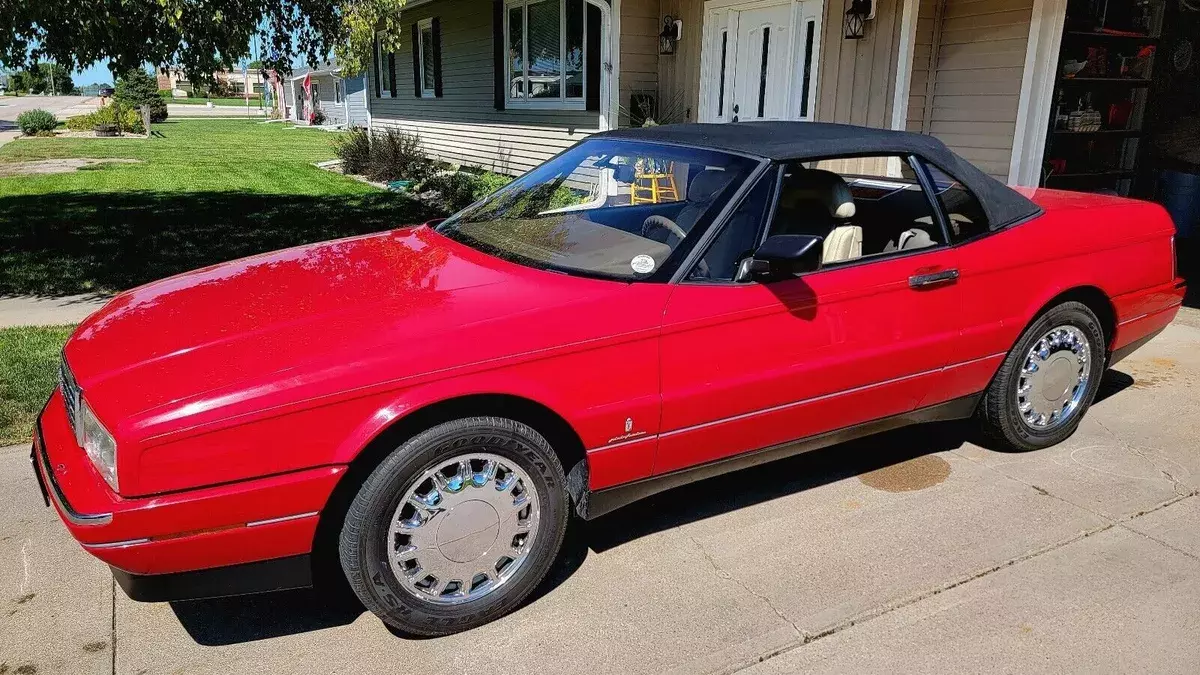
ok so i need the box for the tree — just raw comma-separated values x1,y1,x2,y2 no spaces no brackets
5,63,73,94
115,69,168,122
0,0,406,85
38,63,75,95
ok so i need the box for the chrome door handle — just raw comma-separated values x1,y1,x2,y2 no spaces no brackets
908,269,959,288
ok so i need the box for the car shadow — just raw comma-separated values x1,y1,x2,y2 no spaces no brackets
168,416,973,645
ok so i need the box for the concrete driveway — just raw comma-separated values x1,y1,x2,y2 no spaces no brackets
3,312,1199,674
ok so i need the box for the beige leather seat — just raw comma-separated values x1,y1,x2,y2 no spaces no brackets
822,225,863,263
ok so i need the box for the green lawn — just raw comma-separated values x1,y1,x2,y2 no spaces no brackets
0,119,441,295
0,326,72,446
169,96,264,106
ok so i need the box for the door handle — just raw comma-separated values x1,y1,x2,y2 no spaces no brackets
908,268,959,289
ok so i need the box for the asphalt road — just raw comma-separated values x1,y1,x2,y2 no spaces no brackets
0,95,97,130
3,311,1199,674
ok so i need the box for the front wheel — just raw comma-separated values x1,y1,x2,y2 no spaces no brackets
338,417,569,636
976,301,1107,451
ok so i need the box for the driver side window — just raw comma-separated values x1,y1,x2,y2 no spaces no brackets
767,155,947,266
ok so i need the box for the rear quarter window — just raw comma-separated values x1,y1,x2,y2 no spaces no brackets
925,164,991,244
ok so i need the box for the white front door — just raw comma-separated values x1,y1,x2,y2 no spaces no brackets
700,0,822,123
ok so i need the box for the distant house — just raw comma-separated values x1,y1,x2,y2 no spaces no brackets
283,63,369,127
156,66,266,96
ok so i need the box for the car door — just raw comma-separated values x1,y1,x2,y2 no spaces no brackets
654,156,964,474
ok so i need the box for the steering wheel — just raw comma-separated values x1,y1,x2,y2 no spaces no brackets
642,215,688,243
640,215,710,278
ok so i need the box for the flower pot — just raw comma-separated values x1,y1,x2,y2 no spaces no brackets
94,124,119,137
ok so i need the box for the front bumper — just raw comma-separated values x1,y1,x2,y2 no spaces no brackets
33,389,346,579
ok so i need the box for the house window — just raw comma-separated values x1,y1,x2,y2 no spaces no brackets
505,0,587,108
334,80,344,104
375,32,396,97
417,18,437,98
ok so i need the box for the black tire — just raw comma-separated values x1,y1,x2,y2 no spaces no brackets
976,301,1107,452
338,417,569,637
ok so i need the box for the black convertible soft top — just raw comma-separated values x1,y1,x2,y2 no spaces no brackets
595,122,1041,229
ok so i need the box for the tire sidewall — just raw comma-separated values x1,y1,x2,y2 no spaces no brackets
999,303,1106,448
344,418,568,635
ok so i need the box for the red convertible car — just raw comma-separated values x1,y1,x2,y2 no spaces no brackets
32,123,1184,636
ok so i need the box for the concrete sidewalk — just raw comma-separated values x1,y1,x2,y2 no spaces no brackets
2,314,1199,674
0,294,109,328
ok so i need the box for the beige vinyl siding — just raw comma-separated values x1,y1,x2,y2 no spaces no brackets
923,0,1033,179
368,0,604,176
815,0,907,130
658,0,703,122
619,0,661,124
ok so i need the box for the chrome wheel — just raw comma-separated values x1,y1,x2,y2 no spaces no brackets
1016,325,1091,431
387,453,539,605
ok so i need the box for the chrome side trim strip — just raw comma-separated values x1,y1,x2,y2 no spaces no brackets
83,538,151,550
246,511,320,528
586,352,1006,453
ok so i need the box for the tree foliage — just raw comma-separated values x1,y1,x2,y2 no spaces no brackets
115,69,169,122
8,63,75,94
0,0,407,86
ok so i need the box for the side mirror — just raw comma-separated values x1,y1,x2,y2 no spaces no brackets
737,234,823,282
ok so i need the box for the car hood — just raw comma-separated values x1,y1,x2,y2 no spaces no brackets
64,226,648,441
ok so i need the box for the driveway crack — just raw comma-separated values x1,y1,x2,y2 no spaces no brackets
690,537,805,641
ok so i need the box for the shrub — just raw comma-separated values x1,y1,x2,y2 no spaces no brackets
311,108,327,125
114,69,168,122
366,128,434,183
64,104,145,134
415,170,517,213
333,128,372,175
417,172,483,213
16,109,57,135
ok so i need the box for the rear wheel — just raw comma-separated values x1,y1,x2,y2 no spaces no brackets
338,417,569,636
977,301,1106,451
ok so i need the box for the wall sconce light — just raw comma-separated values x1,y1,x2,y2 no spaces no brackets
660,16,683,55
844,0,874,40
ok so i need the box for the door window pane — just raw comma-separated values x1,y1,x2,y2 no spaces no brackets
757,27,771,118
800,20,815,118
527,0,562,99
718,31,728,117
769,156,945,265
565,0,585,98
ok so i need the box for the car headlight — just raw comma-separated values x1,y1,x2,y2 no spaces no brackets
78,398,118,491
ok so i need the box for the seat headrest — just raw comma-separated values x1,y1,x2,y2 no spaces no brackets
687,169,734,203
780,169,856,219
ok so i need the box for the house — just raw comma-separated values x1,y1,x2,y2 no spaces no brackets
156,66,267,96
363,0,1187,193
284,63,370,127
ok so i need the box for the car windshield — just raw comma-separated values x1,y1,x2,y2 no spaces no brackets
436,138,760,281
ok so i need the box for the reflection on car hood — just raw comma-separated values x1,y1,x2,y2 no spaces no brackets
63,226,635,439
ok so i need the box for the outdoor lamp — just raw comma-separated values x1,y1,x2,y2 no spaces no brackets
844,0,873,40
660,16,682,55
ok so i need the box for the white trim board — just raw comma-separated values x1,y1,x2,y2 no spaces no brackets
889,0,919,131
1009,0,1067,186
